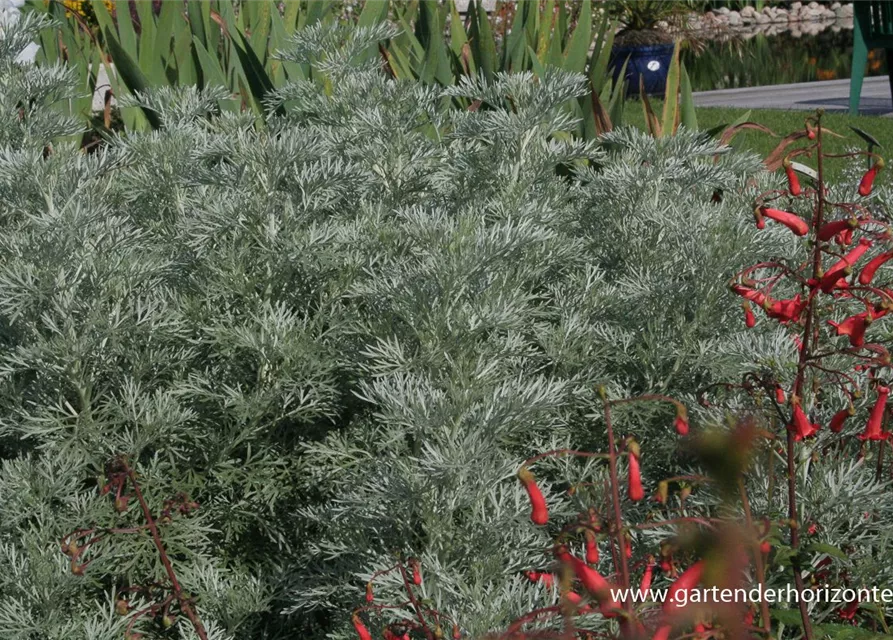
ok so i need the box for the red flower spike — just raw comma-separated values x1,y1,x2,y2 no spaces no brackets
664,560,705,613
859,386,890,441
784,159,801,196
352,614,373,640
818,218,859,242
517,466,548,525
628,453,644,502
828,312,869,348
859,252,893,285
829,408,851,433
365,582,373,603
789,402,820,441
585,529,599,565
759,207,809,236
742,301,756,328
858,158,884,197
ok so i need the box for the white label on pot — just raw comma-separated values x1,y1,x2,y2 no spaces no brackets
647,60,661,72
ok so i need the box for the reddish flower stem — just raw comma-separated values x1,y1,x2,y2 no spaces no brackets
124,462,208,640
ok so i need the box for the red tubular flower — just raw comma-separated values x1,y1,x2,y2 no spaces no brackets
742,301,756,328
829,238,873,274
674,406,689,436
352,614,373,640
775,385,786,405
784,159,801,196
639,563,654,596
628,453,644,501
859,386,890,441
839,599,860,620
664,560,705,613
453,623,461,640
829,408,851,433
559,549,620,616
564,591,592,613
817,265,851,294
753,207,766,230
858,158,884,197
859,252,893,285
585,529,599,565
652,625,673,640
766,294,805,323
759,207,809,236
818,218,859,242
828,312,869,348
518,466,548,525
789,402,820,441
731,284,767,307
524,570,555,589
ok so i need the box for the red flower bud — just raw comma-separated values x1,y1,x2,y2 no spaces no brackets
859,385,890,441
664,560,704,613
758,207,809,236
818,218,859,242
585,529,599,565
352,614,373,640
775,385,786,405
742,300,756,328
453,623,461,640
673,406,689,436
411,559,422,586
628,453,644,502
518,466,548,525
859,252,893,285
524,571,555,589
829,408,851,433
789,402,820,441
115,496,129,513
784,159,801,196
837,227,854,246
760,541,771,555
365,582,373,603
858,158,884,197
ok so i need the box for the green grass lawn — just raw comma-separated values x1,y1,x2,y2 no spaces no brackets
620,102,893,184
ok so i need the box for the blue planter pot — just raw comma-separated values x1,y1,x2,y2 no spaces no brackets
610,43,675,98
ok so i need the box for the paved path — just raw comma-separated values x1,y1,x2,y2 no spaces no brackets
693,76,893,116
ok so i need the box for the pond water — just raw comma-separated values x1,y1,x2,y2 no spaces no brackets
682,26,889,91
